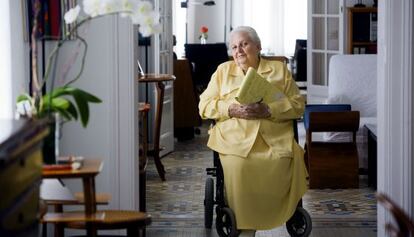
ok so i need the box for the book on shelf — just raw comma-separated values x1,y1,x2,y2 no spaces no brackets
353,47,360,54
235,67,277,104
43,156,84,171
370,12,378,42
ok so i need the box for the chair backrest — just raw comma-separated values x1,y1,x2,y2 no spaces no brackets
293,39,307,82
307,111,360,133
262,55,289,64
228,55,288,64
303,104,352,130
184,43,229,90
304,104,359,144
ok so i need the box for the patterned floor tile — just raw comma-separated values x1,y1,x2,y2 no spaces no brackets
145,122,377,236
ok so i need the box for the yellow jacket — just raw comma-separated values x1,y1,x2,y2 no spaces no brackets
199,58,305,157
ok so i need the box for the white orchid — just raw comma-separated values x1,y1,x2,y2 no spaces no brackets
82,0,101,17
136,1,153,15
15,100,33,118
66,0,161,36
64,5,81,24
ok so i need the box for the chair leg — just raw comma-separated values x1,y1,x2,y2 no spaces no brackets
153,153,166,181
42,223,47,237
55,223,64,237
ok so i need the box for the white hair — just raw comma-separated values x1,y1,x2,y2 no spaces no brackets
229,26,261,46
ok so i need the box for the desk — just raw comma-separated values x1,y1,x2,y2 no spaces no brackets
138,74,175,181
365,124,377,188
42,159,103,236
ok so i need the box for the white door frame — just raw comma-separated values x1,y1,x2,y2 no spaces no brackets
377,0,413,236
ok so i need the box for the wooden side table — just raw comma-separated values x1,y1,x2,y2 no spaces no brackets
138,74,175,181
42,159,103,237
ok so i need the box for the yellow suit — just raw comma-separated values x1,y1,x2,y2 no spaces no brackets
199,58,308,230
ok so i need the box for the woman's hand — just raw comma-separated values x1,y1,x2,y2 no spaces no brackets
228,103,271,120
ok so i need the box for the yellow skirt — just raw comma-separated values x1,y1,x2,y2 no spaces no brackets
219,134,308,230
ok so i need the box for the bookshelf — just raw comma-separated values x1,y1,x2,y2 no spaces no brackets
347,7,377,54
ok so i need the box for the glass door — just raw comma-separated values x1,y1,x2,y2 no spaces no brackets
307,0,344,103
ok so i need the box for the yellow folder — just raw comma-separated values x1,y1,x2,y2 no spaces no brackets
235,67,277,104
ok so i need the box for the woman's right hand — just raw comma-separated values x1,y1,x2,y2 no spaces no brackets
228,103,271,120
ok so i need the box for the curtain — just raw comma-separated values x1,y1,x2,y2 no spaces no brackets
232,0,307,56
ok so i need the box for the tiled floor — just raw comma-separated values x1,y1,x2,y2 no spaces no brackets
145,122,377,237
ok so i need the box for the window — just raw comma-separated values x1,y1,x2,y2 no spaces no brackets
233,0,307,56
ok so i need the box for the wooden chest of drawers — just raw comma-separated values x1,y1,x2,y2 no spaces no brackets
0,119,48,237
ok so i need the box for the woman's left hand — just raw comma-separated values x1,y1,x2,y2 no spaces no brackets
244,102,271,119
229,102,271,120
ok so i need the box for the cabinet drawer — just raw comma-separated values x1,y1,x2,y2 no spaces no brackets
0,149,42,210
0,181,40,235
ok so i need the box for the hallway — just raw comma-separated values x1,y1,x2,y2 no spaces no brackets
145,122,377,237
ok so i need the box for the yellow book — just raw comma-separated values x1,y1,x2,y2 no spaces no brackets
235,67,277,104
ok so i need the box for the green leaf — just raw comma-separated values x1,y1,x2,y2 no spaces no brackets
51,97,70,109
16,93,32,103
71,89,90,127
69,88,102,127
66,100,78,120
76,89,102,103
40,97,68,114
35,86,102,127
55,107,73,121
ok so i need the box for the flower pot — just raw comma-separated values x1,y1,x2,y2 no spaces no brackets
42,114,60,164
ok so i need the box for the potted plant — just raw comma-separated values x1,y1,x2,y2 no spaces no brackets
16,0,161,164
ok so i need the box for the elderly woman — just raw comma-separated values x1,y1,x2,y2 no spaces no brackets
198,26,308,235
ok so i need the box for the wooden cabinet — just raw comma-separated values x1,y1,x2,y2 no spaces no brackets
347,7,377,54
0,119,48,237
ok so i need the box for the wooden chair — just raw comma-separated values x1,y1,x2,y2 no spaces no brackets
229,55,289,64
138,103,150,212
377,192,414,237
304,104,360,188
262,55,289,64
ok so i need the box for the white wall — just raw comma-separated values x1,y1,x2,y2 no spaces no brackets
0,0,27,119
57,14,139,213
187,0,226,43
0,0,12,119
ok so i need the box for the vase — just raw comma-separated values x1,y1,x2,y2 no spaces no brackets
42,113,60,164
200,37,207,44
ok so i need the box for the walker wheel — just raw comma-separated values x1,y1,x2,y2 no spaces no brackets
286,207,312,237
204,177,214,228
